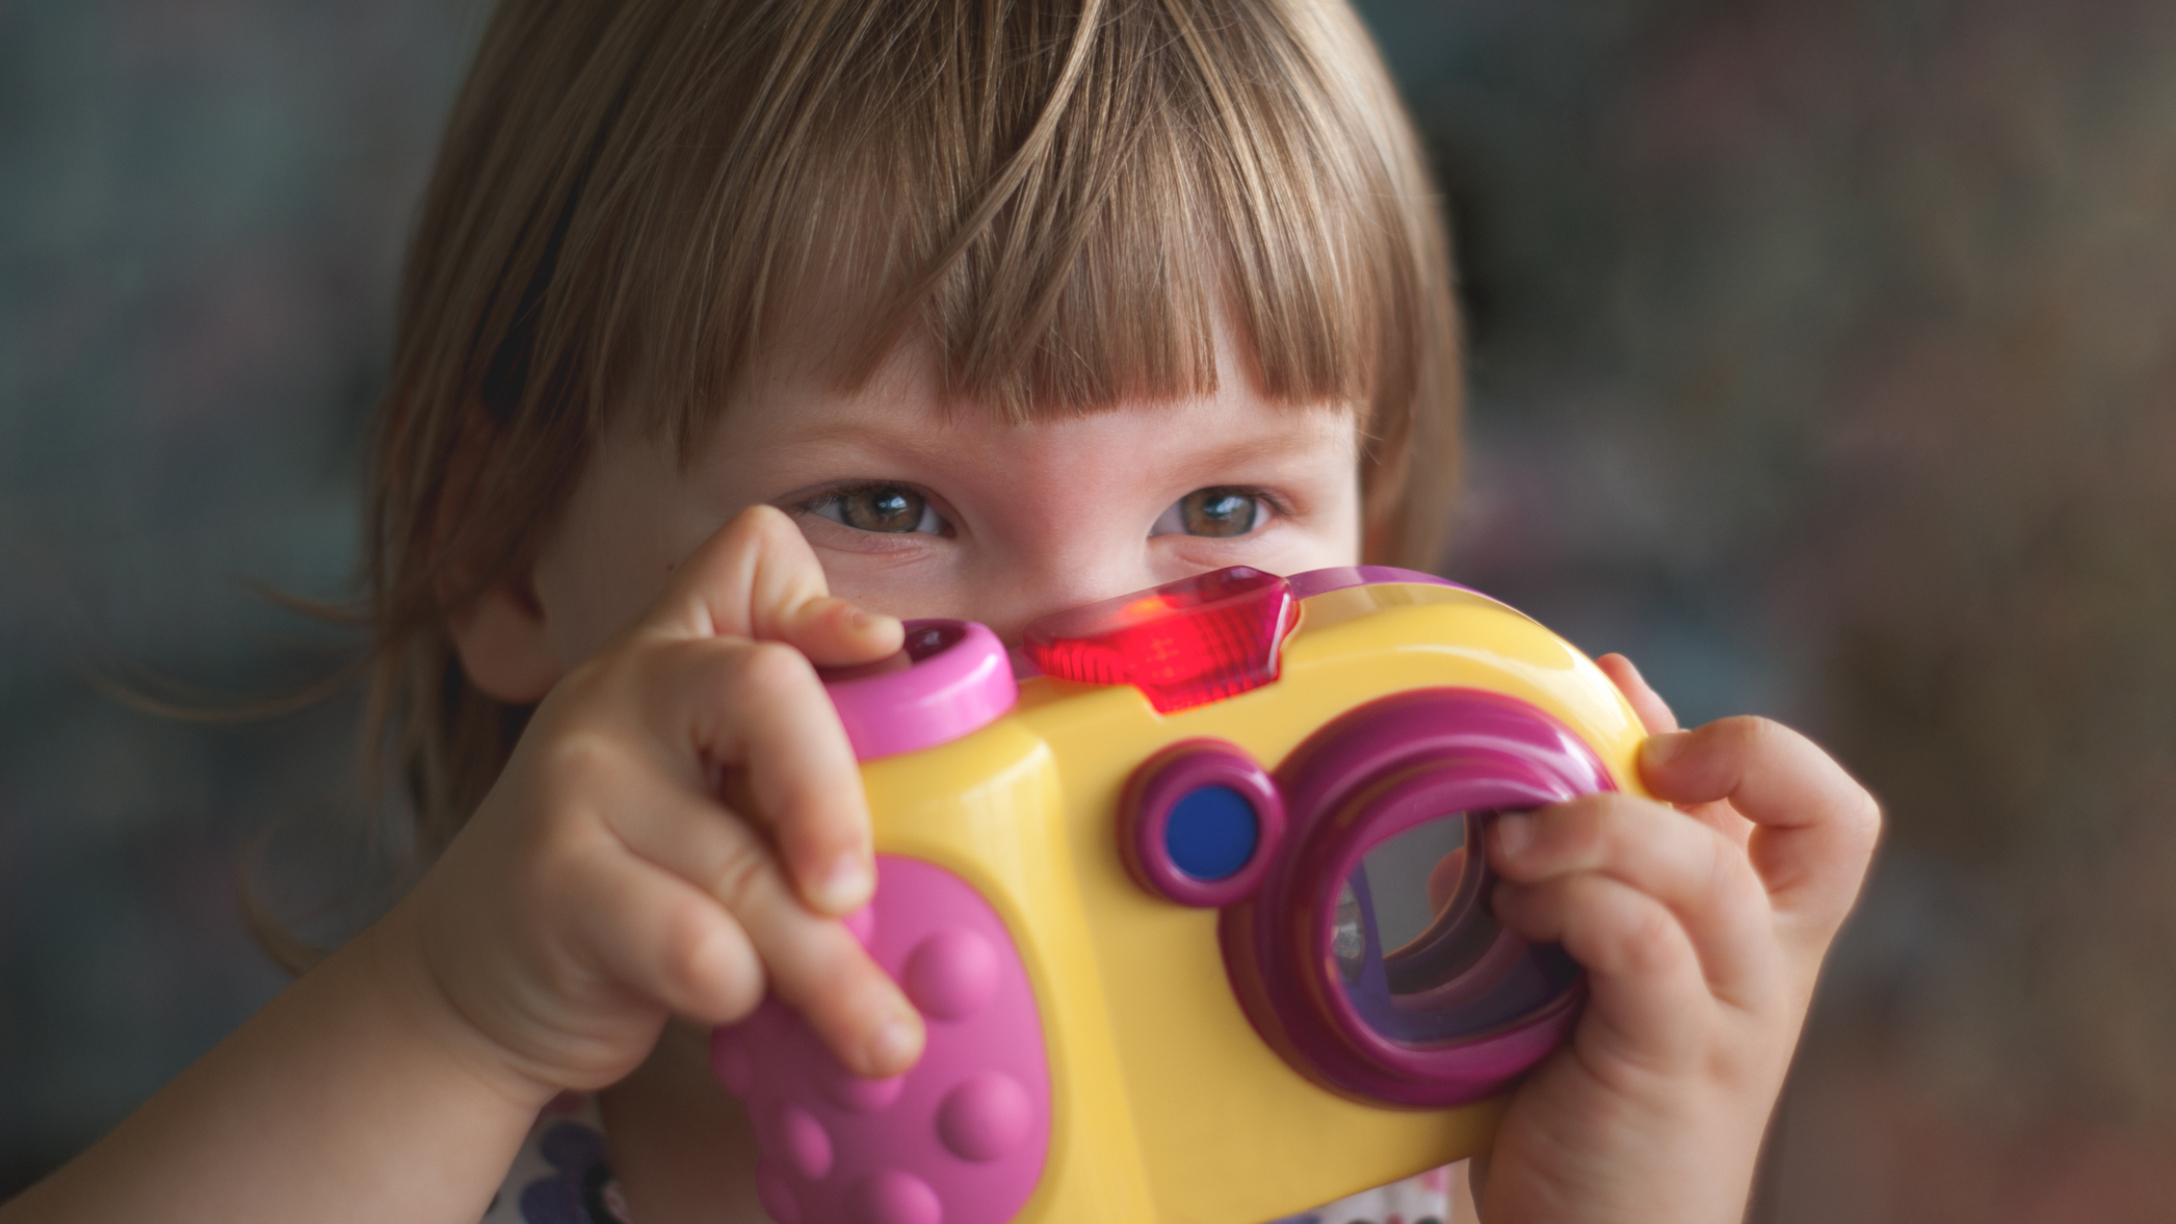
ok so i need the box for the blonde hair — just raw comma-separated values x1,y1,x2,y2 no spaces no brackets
368,0,1463,859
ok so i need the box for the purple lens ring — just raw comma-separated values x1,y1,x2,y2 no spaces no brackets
1119,740,1286,908
1318,767,1507,1003
1222,688,1616,1107
1306,763,1580,1080
822,619,1020,762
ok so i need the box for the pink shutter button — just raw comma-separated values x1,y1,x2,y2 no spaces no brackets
821,621,1018,762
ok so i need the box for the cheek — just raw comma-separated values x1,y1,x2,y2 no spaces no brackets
531,535,672,666
1261,526,1361,574
529,484,694,666
810,556,967,625
1288,462,1364,570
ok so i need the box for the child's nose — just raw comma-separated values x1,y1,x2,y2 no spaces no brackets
972,563,1160,649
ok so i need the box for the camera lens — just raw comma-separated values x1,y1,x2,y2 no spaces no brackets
1329,809,1578,1047
1222,688,1606,1106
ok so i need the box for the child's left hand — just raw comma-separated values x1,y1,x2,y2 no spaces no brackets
1473,654,1881,1224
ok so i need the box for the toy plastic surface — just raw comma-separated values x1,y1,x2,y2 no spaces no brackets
710,566,1651,1224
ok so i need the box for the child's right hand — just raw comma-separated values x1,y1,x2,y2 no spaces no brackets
371,506,927,1103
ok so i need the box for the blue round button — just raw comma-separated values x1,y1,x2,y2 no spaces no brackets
1164,785,1260,881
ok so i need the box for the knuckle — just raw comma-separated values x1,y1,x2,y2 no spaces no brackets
727,502,789,548
1548,797,1612,858
730,639,814,701
1712,713,1777,756
711,960,766,1023
657,899,715,975
536,729,621,795
712,504,799,579
1547,795,1654,879
663,902,763,1018
707,842,775,916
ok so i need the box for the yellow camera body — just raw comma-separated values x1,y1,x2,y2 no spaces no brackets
711,568,1649,1224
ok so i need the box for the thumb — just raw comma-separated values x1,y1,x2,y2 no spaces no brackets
643,505,903,664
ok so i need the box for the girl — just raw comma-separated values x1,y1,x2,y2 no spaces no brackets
2,2,1879,1223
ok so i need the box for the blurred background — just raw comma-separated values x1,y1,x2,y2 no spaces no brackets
5,0,2174,1219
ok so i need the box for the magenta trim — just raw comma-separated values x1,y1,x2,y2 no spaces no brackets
823,620,1018,762
1308,766,1575,1090
1220,689,1613,1107
1285,566,1479,599
1118,740,1285,908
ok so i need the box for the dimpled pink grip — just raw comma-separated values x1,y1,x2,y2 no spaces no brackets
710,856,1052,1224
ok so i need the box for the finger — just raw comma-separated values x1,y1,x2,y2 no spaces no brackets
643,504,902,665
778,593,906,668
646,637,875,915
1488,797,1778,1007
1491,873,1711,1073
564,835,767,1027
1639,717,1882,930
1595,655,1751,847
603,770,925,1078
1595,653,1679,735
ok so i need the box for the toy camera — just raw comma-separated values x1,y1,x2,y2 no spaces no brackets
710,566,1650,1224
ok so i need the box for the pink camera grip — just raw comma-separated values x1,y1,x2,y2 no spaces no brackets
710,856,1052,1224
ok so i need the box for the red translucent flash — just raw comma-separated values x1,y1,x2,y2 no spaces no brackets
1022,568,1297,713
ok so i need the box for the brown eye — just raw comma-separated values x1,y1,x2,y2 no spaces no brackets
1154,487,1263,538
809,484,947,534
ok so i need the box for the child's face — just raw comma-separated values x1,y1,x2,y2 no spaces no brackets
524,327,1361,670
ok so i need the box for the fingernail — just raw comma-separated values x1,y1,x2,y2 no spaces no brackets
812,853,873,913
868,1011,922,1072
1642,730,1692,767
1493,810,1535,858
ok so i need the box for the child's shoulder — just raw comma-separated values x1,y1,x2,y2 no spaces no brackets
484,1092,634,1224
